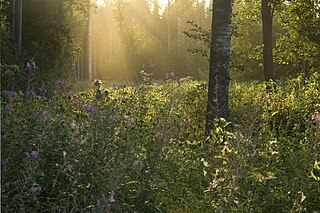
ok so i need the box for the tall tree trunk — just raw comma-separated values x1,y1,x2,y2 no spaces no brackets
88,5,92,82
9,0,15,40
15,0,22,57
167,0,171,53
262,0,275,81
205,0,232,133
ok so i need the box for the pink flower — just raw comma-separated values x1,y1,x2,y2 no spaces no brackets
42,110,51,120
184,117,191,124
108,195,115,204
26,59,37,70
155,132,163,138
56,79,65,87
26,151,39,159
165,71,175,79
312,113,320,122
83,105,96,113
31,151,39,158
29,185,41,195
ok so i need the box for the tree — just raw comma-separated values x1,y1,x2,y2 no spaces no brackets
205,0,232,133
262,0,275,81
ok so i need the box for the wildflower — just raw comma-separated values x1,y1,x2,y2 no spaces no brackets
73,98,83,105
29,185,41,195
26,89,37,98
108,195,116,204
96,199,105,211
184,117,191,124
26,151,39,159
42,110,51,120
56,79,65,87
26,59,37,71
260,94,265,99
68,91,75,97
165,71,175,79
83,105,96,113
4,91,17,99
124,119,131,126
4,104,14,113
1,158,9,165
247,191,253,196
37,95,47,101
213,98,218,103
312,113,320,122
155,131,163,138
31,151,39,158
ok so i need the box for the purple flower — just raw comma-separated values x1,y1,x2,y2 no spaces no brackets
4,104,14,113
247,191,253,196
108,195,116,204
83,105,96,113
26,151,39,159
165,71,175,79
26,59,37,71
31,151,39,158
260,94,265,99
26,89,37,98
37,95,47,101
4,91,17,99
42,110,51,120
56,79,65,87
1,158,9,165
96,199,105,211
73,98,83,105
312,113,320,122
29,185,41,195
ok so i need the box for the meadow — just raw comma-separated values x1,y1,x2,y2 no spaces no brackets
1,73,320,212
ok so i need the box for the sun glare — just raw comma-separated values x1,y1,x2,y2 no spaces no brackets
96,0,106,8
158,0,210,8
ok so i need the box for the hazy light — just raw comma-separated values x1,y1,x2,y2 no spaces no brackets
96,0,106,8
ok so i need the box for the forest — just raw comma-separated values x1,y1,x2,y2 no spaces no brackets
1,0,320,212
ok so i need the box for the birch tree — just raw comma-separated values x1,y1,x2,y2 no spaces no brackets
205,0,232,133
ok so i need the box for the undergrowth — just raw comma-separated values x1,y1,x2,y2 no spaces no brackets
1,73,319,212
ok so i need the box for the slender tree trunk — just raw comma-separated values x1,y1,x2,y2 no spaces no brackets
15,0,22,57
167,0,171,53
205,0,232,133
88,6,92,82
9,0,15,40
262,0,275,81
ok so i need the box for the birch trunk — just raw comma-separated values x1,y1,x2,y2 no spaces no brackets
205,0,232,133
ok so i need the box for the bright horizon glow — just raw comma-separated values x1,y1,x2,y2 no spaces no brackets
157,0,210,14
96,0,106,7
158,0,210,9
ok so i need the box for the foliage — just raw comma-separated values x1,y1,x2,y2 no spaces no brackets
1,72,319,212
274,0,320,76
